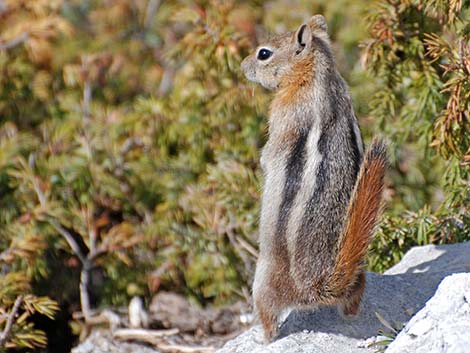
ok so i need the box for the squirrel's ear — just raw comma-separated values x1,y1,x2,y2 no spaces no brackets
309,15,328,33
295,23,312,50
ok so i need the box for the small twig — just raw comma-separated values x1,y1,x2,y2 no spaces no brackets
72,309,101,320
83,80,92,122
28,154,47,208
0,296,23,347
49,220,88,265
0,33,29,51
113,328,179,342
144,0,162,31
73,309,121,330
157,67,175,96
235,235,258,259
84,207,98,263
87,246,107,262
81,56,92,123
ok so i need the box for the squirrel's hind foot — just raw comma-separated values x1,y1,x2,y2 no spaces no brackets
258,304,280,343
338,271,365,319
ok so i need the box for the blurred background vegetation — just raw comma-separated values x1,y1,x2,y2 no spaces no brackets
0,0,468,351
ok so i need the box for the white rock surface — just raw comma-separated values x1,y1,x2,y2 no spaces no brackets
72,242,470,353
384,273,470,353
217,242,470,353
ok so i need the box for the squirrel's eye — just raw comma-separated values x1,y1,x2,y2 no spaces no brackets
257,48,273,61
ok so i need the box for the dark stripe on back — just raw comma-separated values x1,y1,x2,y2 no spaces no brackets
302,127,330,218
294,121,335,281
294,80,346,279
276,129,309,240
349,120,362,178
294,95,364,283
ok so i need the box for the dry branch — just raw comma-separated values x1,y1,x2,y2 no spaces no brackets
144,0,162,30
113,328,179,345
73,309,121,330
0,296,23,347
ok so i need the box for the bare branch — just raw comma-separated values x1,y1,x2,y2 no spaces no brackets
79,266,92,322
144,0,162,31
79,54,93,124
29,168,95,321
73,309,121,330
0,296,23,348
27,152,96,325
50,220,88,265
87,246,107,262
113,328,179,343
157,67,175,96
28,154,47,208
29,164,88,265
83,80,92,123
51,221,93,322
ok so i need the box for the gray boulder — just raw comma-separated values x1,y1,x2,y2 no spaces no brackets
384,273,470,353
217,242,470,353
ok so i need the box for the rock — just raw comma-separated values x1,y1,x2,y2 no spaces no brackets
149,291,250,334
71,331,159,353
384,273,470,353
217,242,470,353
71,243,470,353
149,291,203,333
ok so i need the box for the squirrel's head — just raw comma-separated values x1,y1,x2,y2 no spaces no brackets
241,15,330,91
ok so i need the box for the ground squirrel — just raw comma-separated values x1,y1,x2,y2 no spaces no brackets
241,15,387,342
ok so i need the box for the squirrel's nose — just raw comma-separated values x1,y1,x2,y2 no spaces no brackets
240,57,253,79
241,57,248,74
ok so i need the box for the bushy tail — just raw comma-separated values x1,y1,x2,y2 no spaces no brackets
326,139,387,298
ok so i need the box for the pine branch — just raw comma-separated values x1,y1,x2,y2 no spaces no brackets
0,296,23,348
